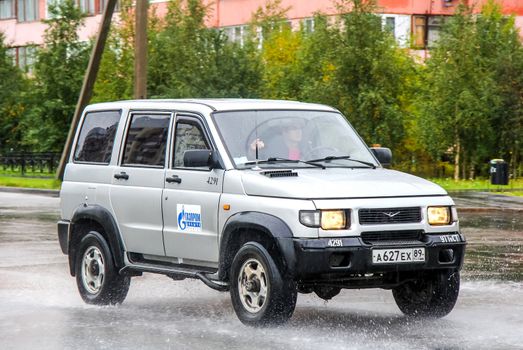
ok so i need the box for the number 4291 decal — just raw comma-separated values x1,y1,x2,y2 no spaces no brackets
207,176,218,185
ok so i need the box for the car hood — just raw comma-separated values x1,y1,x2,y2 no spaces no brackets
240,168,447,199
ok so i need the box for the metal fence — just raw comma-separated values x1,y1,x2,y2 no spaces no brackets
0,152,60,176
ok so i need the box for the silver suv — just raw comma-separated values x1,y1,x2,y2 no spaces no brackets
58,99,465,325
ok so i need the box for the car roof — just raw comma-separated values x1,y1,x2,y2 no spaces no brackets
84,98,338,113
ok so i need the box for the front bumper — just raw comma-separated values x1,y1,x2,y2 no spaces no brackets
293,232,466,280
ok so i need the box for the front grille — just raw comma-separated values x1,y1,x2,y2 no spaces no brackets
359,207,421,225
361,230,423,244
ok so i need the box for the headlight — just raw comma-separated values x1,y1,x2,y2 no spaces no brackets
299,210,349,230
427,206,451,225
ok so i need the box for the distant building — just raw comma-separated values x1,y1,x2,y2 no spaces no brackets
1,0,522,70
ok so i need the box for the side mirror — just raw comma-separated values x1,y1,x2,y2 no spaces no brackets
183,150,222,169
370,147,392,167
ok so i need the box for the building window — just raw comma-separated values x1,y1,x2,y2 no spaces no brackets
427,16,446,47
0,0,15,19
303,18,314,33
6,47,16,65
385,16,395,34
413,15,447,49
224,25,249,45
77,0,95,14
18,46,37,72
17,0,38,22
98,0,119,14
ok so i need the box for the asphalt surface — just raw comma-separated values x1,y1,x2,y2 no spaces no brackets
0,191,522,350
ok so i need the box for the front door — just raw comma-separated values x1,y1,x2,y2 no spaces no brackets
110,112,172,256
162,114,224,265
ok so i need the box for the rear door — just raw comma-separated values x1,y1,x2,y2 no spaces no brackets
110,111,172,256
162,114,224,265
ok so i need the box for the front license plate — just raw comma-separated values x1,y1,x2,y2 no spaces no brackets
372,248,425,264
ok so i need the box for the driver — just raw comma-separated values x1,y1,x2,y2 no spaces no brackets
249,119,305,160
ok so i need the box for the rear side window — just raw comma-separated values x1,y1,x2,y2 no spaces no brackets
122,113,170,167
74,110,121,164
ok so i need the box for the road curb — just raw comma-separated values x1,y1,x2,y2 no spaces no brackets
0,186,59,197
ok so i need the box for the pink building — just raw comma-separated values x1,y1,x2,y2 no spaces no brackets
1,0,522,69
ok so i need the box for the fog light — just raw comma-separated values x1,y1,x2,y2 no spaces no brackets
428,206,451,225
439,249,455,263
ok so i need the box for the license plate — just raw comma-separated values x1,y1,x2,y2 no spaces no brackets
372,248,425,264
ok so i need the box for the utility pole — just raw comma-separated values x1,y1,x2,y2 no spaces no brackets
56,0,118,180
134,0,148,99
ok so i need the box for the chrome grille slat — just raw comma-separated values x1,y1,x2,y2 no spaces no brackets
358,207,421,225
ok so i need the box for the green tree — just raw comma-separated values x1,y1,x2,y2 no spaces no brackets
258,0,417,158
418,1,523,179
0,33,28,153
23,0,90,151
477,1,523,178
92,0,136,102
331,0,416,152
148,0,261,98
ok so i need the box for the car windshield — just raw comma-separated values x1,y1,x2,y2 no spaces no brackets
213,110,378,169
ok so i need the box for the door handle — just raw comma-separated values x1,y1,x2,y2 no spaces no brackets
114,172,129,180
166,175,182,184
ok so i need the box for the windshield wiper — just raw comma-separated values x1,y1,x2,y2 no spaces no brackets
307,155,376,169
244,157,325,169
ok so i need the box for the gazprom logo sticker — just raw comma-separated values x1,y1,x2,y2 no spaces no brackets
177,204,202,233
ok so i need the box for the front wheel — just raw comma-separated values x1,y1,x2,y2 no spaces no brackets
75,231,130,305
392,270,460,318
230,242,297,326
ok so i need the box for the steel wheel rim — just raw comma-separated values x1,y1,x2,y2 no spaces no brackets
238,258,268,313
81,246,105,294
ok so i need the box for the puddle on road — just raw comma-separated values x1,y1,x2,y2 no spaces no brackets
460,212,523,281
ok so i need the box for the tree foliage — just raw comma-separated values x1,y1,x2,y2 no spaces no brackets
148,0,261,98
0,33,28,152
418,1,523,179
23,0,90,151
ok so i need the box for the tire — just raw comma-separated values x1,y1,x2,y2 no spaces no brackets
392,270,460,318
230,242,297,326
75,231,130,305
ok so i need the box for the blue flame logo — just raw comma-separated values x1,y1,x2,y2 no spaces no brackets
178,206,186,230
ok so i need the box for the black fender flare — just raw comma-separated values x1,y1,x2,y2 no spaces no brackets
218,211,296,280
68,204,125,276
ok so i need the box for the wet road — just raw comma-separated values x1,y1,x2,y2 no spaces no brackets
0,191,522,350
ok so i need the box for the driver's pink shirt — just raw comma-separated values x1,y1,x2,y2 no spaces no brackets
288,148,300,160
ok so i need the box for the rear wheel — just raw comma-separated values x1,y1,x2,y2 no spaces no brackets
230,242,297,326
392,270,460,318
75,231,130,305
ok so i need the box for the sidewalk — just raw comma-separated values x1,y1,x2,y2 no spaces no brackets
450,191,523,212
0,186,59,197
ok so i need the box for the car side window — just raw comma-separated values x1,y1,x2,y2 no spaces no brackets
122,113,170,167
173,120,209,168
74,110,121,164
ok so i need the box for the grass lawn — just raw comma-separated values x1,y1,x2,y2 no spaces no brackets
0,175,61,190
430,178,523,192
